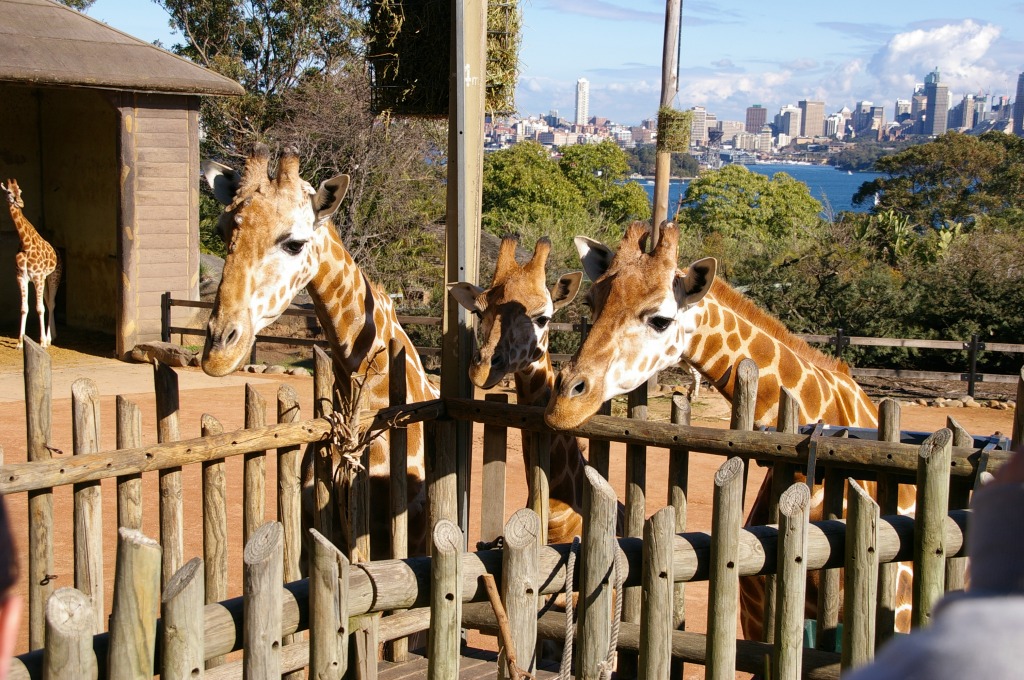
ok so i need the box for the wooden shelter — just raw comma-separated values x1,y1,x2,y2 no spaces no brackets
0,0,243,357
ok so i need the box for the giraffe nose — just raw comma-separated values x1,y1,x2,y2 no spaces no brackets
209,320,243,350
490,355,505,370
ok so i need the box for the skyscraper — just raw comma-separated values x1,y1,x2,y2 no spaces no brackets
775,105,801,138
1013,72,1024,137
690,106,708,146
798,100,825,137
924,68,949,136
574,78,590,126
745,105,766,133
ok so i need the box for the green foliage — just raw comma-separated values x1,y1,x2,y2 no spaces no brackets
558,141,651,223
624,144,699,177
59,0,95,9
830,139,913,171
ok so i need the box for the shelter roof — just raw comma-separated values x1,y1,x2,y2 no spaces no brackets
0,0,244,96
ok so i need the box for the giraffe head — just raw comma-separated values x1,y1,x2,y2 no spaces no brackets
545,222,716,429
1,179,24,209
200,147,350,376
449,237,582,389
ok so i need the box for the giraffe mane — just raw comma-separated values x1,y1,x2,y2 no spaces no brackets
706,277,851,375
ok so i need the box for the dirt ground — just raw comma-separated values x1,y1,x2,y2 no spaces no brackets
0,330,1017,678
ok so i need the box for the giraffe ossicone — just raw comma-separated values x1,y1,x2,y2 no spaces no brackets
3,178,61,349
201,147,439,558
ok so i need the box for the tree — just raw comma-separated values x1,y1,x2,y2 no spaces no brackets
59,0,95,9
558,140,651,224
482,141,587,233
624,144,699,177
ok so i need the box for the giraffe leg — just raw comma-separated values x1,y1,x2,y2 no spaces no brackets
16,271,28,349
44,272,58,343
33,276,48,347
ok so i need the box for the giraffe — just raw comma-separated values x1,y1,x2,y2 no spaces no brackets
200,147,439,559
2,179,61,349
545,222,916,640
448,236,589,544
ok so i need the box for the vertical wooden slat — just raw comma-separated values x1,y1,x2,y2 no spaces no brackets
1012,367,1023,449
501,508,540,679
161,557,205,680
479,393,509,545
43,588,97,680
912,428,952,629
764,386,800,643
577,465,617,680
706,457,744,680
386,339,410,663
773,483,811,680
816,467,844,652
115,395,143,531
428,520,463,680
277,385,304,679
313,346,335,545
638,505,675,680
587,400,612,478
244,522,283,679
528,431,551,547
730,359,758,510
668,395,689,680
71,378,103,634
200,413,227,669
842,480,879,671
309,529,349,679
154,361,183,586
244,384,267,547
945,416,972,592
108,528,162,679
875,398,900,645
621,385,648,676
24,338,53,651
427,420,459,529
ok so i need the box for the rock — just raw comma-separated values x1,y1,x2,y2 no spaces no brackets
286,367,310,376
988,400,1002,409
916,399,929,407
965,399,981,408
243,364,266,374
263,365,287,374
129,341,196,368
947,400,963,408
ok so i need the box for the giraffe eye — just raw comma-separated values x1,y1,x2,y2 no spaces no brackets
534,315,550,328
282,239,306,256
648,315,673,332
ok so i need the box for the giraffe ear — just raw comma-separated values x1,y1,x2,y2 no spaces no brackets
674,257,716,305
551,272,583,311
202,160,241,206
313,175,350,225
447,282,486,313
575,236,614,283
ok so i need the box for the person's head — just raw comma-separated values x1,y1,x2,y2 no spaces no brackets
0,496,22,680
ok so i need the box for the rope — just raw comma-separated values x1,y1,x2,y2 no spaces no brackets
558,537,580,680
598,546,625,680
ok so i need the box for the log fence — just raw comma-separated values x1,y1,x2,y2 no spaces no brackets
3,337,1021,679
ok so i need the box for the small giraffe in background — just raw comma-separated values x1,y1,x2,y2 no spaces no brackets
2,179,61,348
449,236,589,543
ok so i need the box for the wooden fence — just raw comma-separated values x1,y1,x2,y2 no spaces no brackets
163,294,1024,390
3,338,1021,679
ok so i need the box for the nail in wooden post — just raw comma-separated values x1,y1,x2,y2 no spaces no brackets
162,557,205,680
154,360,183,586
773,483,811,680
577,465,617,679
502,508,541,678
244,522,284,679
913,429,952,629
71,378,103,633
706,457,744,680
24,337,53,650
428,520,463,680
309,529,349,679
108,528,161,679
43,588,97,680
115,395,143,531
842,480,879,670
638,505,675,680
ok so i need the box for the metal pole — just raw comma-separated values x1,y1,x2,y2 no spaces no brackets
651,0,683,241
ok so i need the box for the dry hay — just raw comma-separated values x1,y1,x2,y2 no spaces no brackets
657,106,693,153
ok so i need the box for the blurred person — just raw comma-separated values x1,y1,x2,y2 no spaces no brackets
846,445,1024,679
0,496,21,680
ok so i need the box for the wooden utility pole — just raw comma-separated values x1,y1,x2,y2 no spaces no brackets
652,0,683,245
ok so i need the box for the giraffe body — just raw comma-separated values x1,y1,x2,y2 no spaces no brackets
201,148,438,558
3,179,61,348
449,237,589,543
547,222,915,639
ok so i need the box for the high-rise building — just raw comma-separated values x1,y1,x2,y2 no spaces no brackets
745,104,767,133
1014,72,1024,137
895,99,911,121
718,120,745,141
574,78,590,126
924,68,950,136
798,100,825,137
757,124,773,152
950,94,978,131
690,106,708,146
775,105,801,138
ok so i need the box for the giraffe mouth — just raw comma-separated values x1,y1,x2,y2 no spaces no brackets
202,316,254,376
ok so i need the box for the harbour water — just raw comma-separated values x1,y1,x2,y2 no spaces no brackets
636,163,882,216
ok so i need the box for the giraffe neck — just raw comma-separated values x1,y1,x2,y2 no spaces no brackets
9,205,41,250
683,281,877,428
515,354,587,542
303,226,438,408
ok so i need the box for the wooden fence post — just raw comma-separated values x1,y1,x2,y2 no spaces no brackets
620,385,649,677
154,360,183,586
162,557,205,680
587,401,612,478
501,508,540,679
43,588,97,680
528,431,552,548
638,505,675,680
427,420,459,529
309,529,350,679
479,393,509,546
773,483,811,680
313,346,335,545
913,429,952,628
244,522,284,679
668,394,690,680
244,384,267,547
1012,367,1023,449
945,416,972,593
428,520,463,680
277,385,304,679
875,398,900,645
842,480,879,670
200,413,228,669
71,378,103,634
108,528,162,679
577,465,618,679
706,457,744,680
115,395,143,531
730,359,758,511
764,386,801,643
24,337,53,651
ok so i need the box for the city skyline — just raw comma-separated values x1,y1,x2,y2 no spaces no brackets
86,0,1024,126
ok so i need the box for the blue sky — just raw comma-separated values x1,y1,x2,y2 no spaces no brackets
86,0,1024,125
